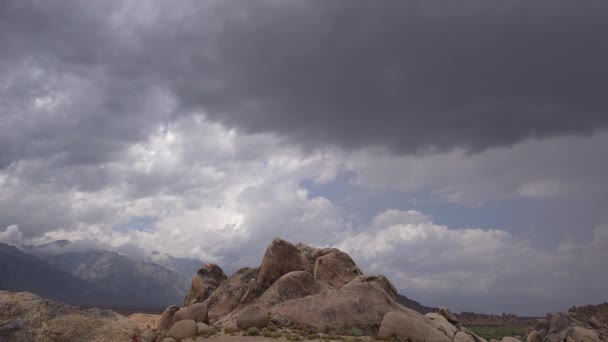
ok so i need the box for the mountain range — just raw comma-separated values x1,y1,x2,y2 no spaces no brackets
0,240,202,309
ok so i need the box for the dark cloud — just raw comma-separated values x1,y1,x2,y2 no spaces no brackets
2,0,607,170
153,0,608,153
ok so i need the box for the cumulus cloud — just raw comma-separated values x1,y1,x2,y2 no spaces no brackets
338,210,608,315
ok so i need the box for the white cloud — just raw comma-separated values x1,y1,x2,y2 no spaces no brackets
337,210,608,315
0,225,23,245
346,131,608,205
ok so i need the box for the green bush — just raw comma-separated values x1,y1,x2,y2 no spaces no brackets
245,327,261,336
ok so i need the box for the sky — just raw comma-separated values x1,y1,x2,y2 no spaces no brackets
1,0,607,316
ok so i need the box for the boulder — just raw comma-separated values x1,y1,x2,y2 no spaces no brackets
439,306,460,324
0,290,138,342
270,274,427,335
197,322,211,335
158,305,180,331
236,305,269,329
173,308,192,322
183,264,227,306
188,303,209,323
167,319,198,340
313,251,362,289
533,319,549,332
206,267,258,320
426,312,458,337
141,329,159,342
454,331,476,342
589,316,604,330
379,311,452,342
258,271,331,308
527,331,543,342
561,326,601,342
256,238,311,290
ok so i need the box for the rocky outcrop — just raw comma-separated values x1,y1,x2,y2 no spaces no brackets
269,274,417,335
206,267,258,320
0,290,138,342
313,250,362,289
258,271,330,308
527,312,607,342
183,263,227,306
175,237,506,342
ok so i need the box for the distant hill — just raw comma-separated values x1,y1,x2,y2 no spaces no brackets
0,243,120,306
396,293,436,314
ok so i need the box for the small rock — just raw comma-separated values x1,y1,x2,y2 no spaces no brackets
438,306,460,324
527,331,542,342
141,329,159,342
167,319,198,340
236,305,269,329
271,314,291,328
196,322,211,335
161,338,176,342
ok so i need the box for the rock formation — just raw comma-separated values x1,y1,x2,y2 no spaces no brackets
182,263,227,306
158,237,500,342
526,312,607,342
0,290,139,342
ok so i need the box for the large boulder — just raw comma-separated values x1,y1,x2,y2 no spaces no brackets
167,319,197,340
379,311,452,342
258,271,331,308
236,306,269,329
269,274,424,335
313,251,362,289
256,238,311,290
0,290,138,342
206,267,258,320
183,264,227,306
173,308,192,322
188,303,209,323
